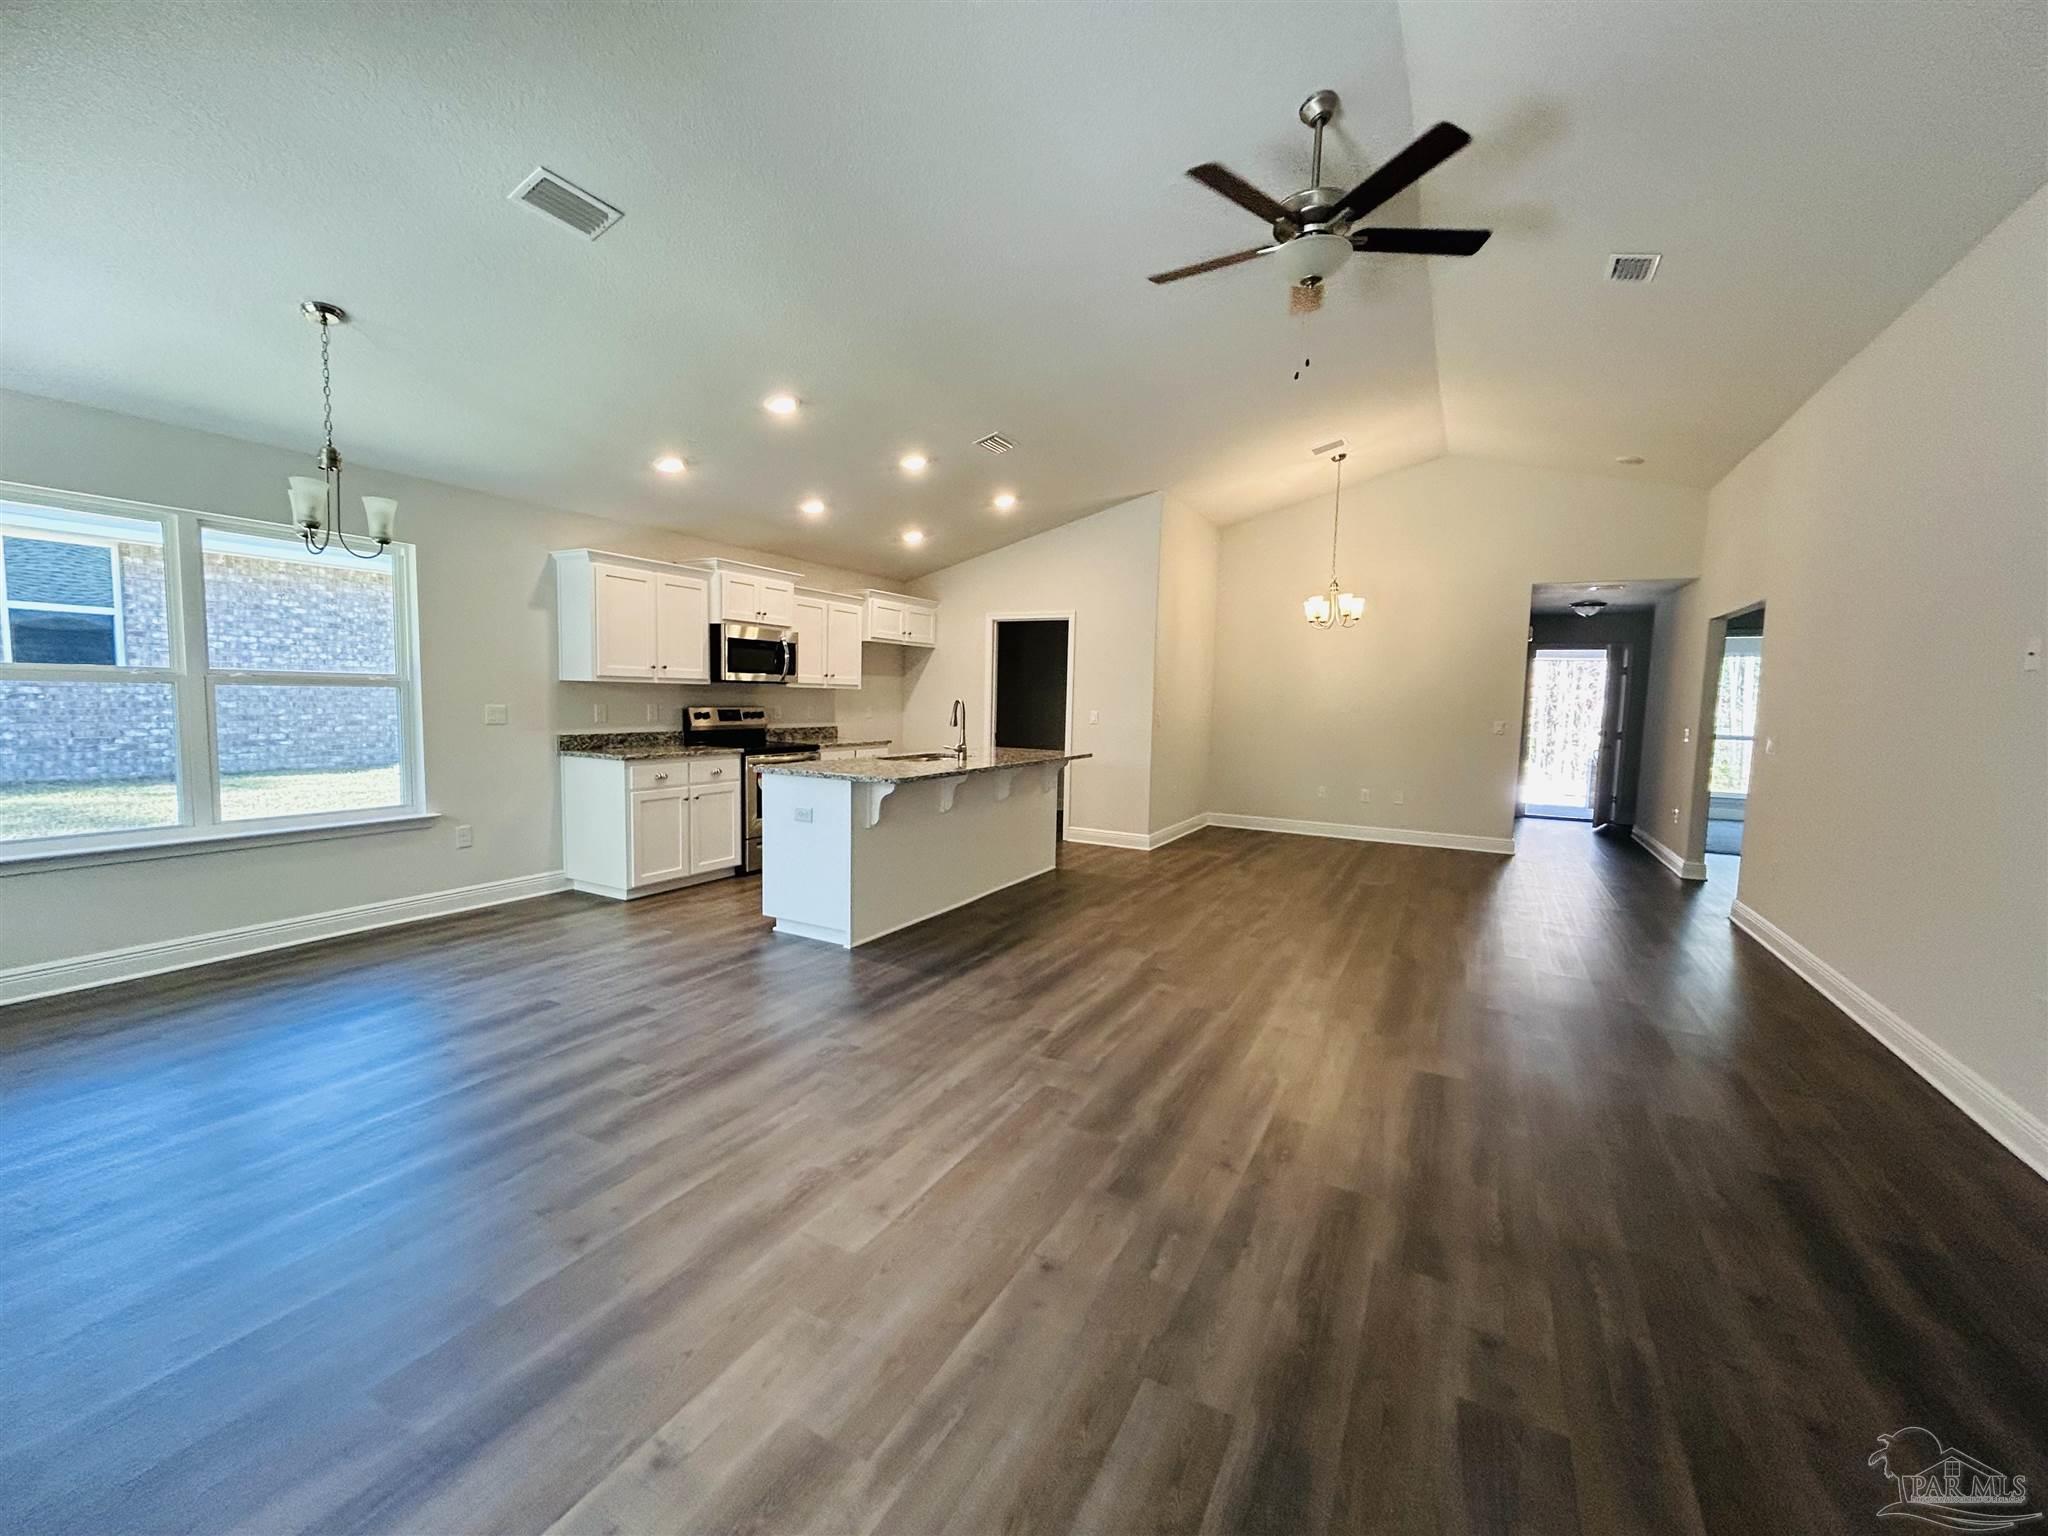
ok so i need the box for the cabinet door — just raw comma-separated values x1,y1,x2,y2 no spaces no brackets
629,787,690,885
868,598,903,641
758,581,797,628
689,781,742,873
593,565,659,677
655,573,710,682
826,602,864,686
901,606,935,646
719,572,761,622
791,595,828,686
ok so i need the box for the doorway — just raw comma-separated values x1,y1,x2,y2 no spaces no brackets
987,613,1074,837
1701,607,1765,860
1519,648,1614,820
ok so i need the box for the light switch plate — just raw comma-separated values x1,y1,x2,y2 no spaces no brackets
593,703,608,724
795,807,814,824
454,824,473,849
483,703,508,725
1491,720,1506,735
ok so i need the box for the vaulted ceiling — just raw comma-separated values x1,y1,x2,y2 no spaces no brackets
3,1,2043,577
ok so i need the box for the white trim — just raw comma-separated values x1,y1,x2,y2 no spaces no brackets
1631,825,1708,880
1729,900,2048,1182
1063,811,1213,852
1207,812,1514,856
1146,812,1210,849
0,809,440,874
0,871,570,1006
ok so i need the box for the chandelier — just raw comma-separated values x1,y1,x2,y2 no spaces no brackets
1303,450,1363,628
287,301,396,559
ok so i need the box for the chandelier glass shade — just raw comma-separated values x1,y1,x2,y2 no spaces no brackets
289,301,395,559
1304,451,1363,628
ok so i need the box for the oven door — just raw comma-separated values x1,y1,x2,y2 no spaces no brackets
716,623,794,684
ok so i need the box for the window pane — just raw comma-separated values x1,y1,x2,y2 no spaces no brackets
1709,738,1753,796
8,609,118,665
214,683,402,821
0,681,180,842
202,530,395,674
0,504,169,669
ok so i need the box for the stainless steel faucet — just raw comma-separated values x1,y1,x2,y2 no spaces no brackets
950,699,967,761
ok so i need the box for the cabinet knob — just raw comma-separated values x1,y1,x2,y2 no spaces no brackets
654,772,669,781
710,767,722,776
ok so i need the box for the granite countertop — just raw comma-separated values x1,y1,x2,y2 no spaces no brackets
764,727,893,749
754,747,1090,784
557,731,741,762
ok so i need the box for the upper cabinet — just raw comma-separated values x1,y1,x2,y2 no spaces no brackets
554,550,710,683
705,560,799,628
864,589,938,648
793,589,864,688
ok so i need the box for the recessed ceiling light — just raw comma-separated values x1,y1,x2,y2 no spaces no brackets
901,528,925,546
1615,454,1645,465
991,491,1017,512
651,455,686,475
763,393,799,417
899,453,929,475
799,497,826,517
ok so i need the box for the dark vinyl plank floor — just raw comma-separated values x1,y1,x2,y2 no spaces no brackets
1,821,2042,1535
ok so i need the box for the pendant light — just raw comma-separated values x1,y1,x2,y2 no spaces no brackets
288,301,396,558
1303,451,1364,628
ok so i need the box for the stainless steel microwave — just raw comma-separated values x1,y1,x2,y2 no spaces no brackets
712,622,795,684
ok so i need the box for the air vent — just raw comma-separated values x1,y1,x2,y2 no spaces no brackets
1310,438,1346,458
1606,253,1660,283
975,433,1013,454
508,167,622,240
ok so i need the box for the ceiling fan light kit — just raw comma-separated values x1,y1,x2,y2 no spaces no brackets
1150,90,1493,305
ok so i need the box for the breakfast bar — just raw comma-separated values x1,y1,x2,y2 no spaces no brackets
757,747,1090,947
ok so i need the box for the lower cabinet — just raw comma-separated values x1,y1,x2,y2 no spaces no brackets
562,753,743,899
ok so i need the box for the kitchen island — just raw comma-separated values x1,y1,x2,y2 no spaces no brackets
757,747,1090,947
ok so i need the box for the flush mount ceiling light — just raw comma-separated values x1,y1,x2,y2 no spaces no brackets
799,497,826,517
651,455,686,475
901,528,926,547
287,302,394,559
1570,599,1610,618
992,491,1017,512
1303,450,1363,629
899,453,929,475
762,393,799,417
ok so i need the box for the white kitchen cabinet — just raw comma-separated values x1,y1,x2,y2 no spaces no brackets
794,589,865,687
553,550,711,683
706,560,799,627
862,589,937,648
562,752,742,899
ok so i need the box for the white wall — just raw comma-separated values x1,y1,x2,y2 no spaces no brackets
0,389,906,973
906,493,1163,839
1209,456,1707,846
1148,496,1218,835
1638,184,2048,1138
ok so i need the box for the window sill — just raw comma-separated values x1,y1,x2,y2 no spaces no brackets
0,810,441,876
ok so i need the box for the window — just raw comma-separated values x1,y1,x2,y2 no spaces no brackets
0,486,423,856
1708,636,1763,796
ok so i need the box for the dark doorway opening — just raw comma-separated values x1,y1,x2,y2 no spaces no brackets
991,616,1071,840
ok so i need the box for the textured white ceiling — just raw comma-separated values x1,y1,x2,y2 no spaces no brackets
2,1,2043,579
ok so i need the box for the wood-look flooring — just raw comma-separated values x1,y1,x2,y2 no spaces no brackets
2,822,2044,1535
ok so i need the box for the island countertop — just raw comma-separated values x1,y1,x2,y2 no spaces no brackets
755,747,1089,784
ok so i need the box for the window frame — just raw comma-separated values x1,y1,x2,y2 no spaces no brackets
0,481,428,864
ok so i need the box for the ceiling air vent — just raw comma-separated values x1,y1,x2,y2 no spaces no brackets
975,433,1013,454
508,167,622,240
1606,253,1660,283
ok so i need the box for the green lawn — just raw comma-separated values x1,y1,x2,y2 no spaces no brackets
0,767,402,842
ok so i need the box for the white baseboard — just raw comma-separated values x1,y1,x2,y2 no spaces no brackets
1145,813,1211,850
1063,825,1153,850
1207,812,1514,857
1730,900,2048,1181
1632,825,1707,880
0,872,571,1007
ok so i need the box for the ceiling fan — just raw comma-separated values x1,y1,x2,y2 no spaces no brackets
1149,89,1491,303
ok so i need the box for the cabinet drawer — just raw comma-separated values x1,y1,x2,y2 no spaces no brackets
688,756,739,785
627,759,691,790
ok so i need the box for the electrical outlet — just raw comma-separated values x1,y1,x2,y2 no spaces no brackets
1682,726,1691,743
1358,788,1371,803
1088,709,1100,725
1317,785,1328,799
1764,736,1776,756
794,806,814,824
454,824,473,849
593,702,608,724
1672,807,1681,825
1491,719,1506,736
1393,790,1405,806
645,703,658,723
482,703,508,726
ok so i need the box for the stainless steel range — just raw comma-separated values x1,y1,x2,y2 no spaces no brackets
683,706,818,873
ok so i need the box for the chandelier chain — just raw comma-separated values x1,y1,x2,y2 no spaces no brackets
319,322,335,457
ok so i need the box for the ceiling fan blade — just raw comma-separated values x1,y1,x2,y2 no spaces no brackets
1332,121,1472,222
1146,245,1275,284
1185,163,1294,227
1351,227,1492,256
